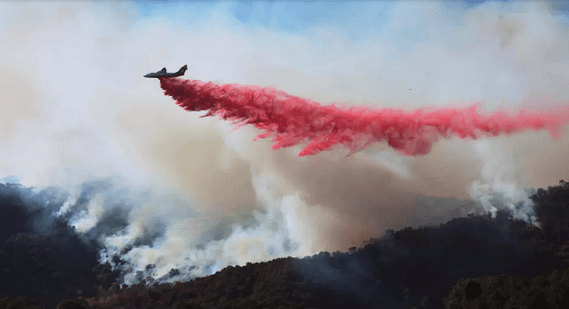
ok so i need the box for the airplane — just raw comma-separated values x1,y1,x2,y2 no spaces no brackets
144,65,188,78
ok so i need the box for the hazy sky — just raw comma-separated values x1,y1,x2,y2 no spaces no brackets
2,0,569,284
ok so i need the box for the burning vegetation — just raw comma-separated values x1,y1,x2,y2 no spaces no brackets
2,180,569,308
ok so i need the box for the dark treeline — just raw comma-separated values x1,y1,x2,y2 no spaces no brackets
2,181,569,308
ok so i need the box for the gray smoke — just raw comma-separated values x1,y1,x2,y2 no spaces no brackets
1,1,568,285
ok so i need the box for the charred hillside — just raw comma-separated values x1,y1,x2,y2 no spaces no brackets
3,181,569,308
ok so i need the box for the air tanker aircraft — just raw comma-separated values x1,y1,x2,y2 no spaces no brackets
144,65,188,78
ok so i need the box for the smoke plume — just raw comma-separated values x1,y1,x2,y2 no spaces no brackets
1,1,569,287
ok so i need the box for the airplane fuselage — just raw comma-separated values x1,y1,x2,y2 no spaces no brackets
144,65,188,78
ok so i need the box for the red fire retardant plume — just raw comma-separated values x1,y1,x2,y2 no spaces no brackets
160,78,569,156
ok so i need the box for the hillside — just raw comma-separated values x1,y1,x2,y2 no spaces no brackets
2,181,569,308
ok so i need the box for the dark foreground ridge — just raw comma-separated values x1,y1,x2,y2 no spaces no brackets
0,183,118,309
2,181,569,308
443,180,569,308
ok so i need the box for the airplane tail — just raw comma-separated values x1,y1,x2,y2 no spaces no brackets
178,65,188,74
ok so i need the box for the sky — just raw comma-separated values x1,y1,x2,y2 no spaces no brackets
1,0,569,284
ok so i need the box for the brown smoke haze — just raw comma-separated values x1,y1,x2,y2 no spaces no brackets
1,1,568,284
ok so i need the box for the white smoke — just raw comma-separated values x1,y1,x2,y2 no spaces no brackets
96,168,313,285
1,1,568,285
468,138,537,222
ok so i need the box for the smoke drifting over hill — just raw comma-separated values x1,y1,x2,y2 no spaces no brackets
1,0,569,288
